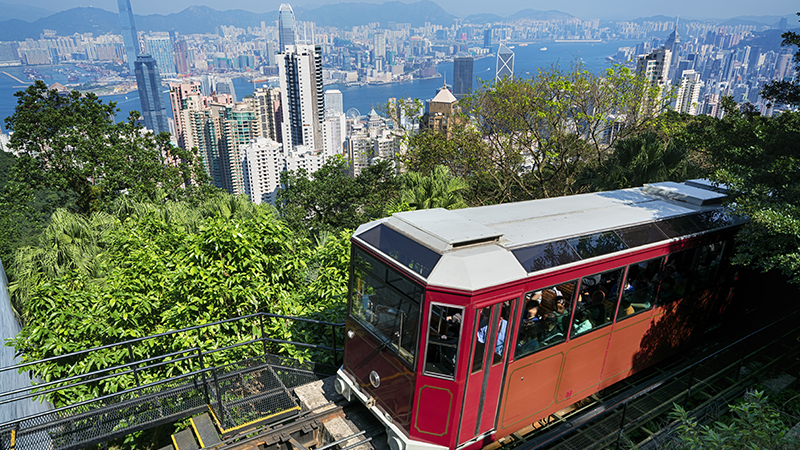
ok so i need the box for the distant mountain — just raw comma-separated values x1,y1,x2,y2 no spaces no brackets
0,7,122,41
462,9,573,24
136,6,276,35
295,1,455,28
462,13,505,24
0,1,455,41
629,15,677,24
508,9,574,21
0,2,54,22
725,15,795,26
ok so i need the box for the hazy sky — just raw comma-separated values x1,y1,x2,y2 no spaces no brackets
13,0,800,20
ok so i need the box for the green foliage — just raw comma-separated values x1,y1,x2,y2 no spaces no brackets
670,391,799,449
3,81,210,215
9,193,351,407
400,165,469,210
576,131,703,192
761,13,800,107
700,110,800,285
277,156,401,237
399,61,664,205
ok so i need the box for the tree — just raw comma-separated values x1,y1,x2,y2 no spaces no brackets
761,13,800,107
4,81,209,214
671,391,799,449
576,131,702,192
277,157,401,237
702,108,800,284
400,165,469,210
398,62,664,205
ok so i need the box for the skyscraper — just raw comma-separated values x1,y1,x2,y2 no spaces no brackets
134,54,169,135
637,47,672,90
117,0,139,73
453,55,474,99
279,43,325,152
496,44,515,79
374,31,386,60
278,4,297,52
144,36,177,76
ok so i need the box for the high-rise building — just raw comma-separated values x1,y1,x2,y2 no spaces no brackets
324,89,344,117
374,31,386,60
242,137,284,205
278,4,297,52
134,54,169,135
172,37,190,74
144,36,177,76
637,47,672,92
251,87,282,143
117,0,139,73
453,55,473,99
483,29,493,48
496,44,515,79
675,70,703,115
279,43,325,152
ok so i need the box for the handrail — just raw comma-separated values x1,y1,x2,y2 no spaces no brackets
0,311,344,374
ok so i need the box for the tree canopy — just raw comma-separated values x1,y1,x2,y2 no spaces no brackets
4,81,210,214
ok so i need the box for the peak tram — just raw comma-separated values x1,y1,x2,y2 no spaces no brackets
334,180,745,450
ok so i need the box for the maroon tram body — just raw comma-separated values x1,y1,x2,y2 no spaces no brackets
335,181,744,450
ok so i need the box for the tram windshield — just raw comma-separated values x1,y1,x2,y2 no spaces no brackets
351,248,424,365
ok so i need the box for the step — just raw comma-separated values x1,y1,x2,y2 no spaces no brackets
171,428,200,450
191,413,222,449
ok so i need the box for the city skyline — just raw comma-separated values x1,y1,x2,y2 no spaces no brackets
6,0,798,22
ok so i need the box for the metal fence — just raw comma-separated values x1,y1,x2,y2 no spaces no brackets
0,312,345,450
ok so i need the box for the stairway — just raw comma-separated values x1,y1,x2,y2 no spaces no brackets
163,413,223,450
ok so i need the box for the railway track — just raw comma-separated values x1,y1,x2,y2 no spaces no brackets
491,313,800,450
168,311,800,450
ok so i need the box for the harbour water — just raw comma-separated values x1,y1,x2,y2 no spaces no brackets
0,40,640,132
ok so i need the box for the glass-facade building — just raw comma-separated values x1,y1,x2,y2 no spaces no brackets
134,54,169,135
453,55,474,99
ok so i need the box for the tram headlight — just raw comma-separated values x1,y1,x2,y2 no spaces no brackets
334,377,352,401
347,329,355,339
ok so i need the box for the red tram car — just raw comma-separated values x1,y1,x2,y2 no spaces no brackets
334,180,745,450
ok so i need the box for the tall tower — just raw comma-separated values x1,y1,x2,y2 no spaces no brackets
636,47,672,90
134,54,169,135
144,36,177,76
278,4,297,52
453,55,474,99
496,44,514,79
279,43,325,152
117,0,139,73
374,31,386,60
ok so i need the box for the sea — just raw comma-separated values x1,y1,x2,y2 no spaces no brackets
0,40,641,133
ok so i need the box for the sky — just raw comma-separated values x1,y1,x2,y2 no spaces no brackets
10,0,800,21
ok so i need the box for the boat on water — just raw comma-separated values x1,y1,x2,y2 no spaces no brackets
540,47,548,51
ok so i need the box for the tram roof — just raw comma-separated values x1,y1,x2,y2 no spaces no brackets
353,180,744,292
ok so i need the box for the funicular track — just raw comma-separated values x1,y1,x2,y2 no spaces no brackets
0,313,345,450
492,312,800,450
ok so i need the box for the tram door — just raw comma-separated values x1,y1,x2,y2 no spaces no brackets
458,297,516,445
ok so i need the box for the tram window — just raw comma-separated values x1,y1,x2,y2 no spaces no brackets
351,248,423,366
515,281,577,360
472,306,492,373
616,257,664,322
615,224,667,248
657,248,697,305
571,267,625,338
512,241,581,273
424,305,464,379
688,242,725,294
656,216,703,239
567,231,628,260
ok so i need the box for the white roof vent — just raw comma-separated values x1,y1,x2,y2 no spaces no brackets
642,181,727,206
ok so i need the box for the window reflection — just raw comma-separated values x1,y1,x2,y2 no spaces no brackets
351,248,423,365
515,281,576,360
512,241,580,273
617,257,664,321
425,305,463,379
567,231,628,259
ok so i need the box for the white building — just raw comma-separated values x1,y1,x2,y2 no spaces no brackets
324,89,344,117
241,138,284,205
279,43,325,153
675,70,703,115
